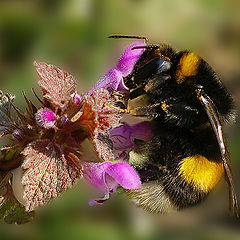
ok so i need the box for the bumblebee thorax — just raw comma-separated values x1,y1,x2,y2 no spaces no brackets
175,52,201,84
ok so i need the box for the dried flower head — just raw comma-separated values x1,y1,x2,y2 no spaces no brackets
0,40,148,223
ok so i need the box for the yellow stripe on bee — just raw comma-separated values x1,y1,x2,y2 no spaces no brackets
178,154,223,192
176,52,201,83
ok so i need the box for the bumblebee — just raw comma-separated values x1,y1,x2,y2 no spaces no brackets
109,35,238,216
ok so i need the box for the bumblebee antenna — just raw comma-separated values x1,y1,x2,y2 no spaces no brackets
131,45,160,50
108,35,149,44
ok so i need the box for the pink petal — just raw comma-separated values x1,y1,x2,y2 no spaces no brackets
109,124,134,150
82,162,113,191
83,161,141,206
71,92,82,105
88,41,146,94
131,121,153,141
88,69,124,95
116,42,146,77
109,122,153,151
106,162,141,189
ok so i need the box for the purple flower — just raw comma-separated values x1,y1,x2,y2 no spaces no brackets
35,108,56,129
109,121,153,151
116,42,146,77
82,161,141,206
88,41,146,94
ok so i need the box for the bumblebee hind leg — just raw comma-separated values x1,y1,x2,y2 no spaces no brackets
128,182,178,213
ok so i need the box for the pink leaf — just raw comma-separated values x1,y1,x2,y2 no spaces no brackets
87,89,121,161
34,61,76,110
91,88,121,133
92,133,115,161
21,139,81,211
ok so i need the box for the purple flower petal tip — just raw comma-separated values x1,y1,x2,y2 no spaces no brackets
83,161,141,206
82,162,112,191
88,41,146,94
35,108,56,129
116,42,146,77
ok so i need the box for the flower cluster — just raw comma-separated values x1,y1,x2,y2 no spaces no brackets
0,41,152,224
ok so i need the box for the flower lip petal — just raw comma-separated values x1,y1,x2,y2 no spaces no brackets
109,122,153,151
82,162,112,191
131,121,153,141
83,161,141,206
105,162,141,189
109,124,134,150
88,193,110,206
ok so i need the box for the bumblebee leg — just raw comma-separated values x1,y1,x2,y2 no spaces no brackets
130,103,163,118
161,99,200,127
144,75,171,93
129,87,146,99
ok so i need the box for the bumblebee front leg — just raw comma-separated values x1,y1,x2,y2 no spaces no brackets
129,103,163,119
161,99,200,127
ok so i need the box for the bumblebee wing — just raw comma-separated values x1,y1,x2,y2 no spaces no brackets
125,54,171,89
196,87,239,217
134,58,171,82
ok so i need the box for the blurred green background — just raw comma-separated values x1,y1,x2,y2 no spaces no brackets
0,0,240,239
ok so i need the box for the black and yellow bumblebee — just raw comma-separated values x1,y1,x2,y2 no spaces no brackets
109,35,238,216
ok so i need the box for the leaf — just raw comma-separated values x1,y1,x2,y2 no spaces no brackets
0,177,34,224
0,198,35,224
34,61,76,110
21,139,81,211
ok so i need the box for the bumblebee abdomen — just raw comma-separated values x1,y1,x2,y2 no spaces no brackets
178,154,224,193
129,154,224,213
129,126,225,213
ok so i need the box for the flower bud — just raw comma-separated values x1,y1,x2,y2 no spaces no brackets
35,108,56,129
